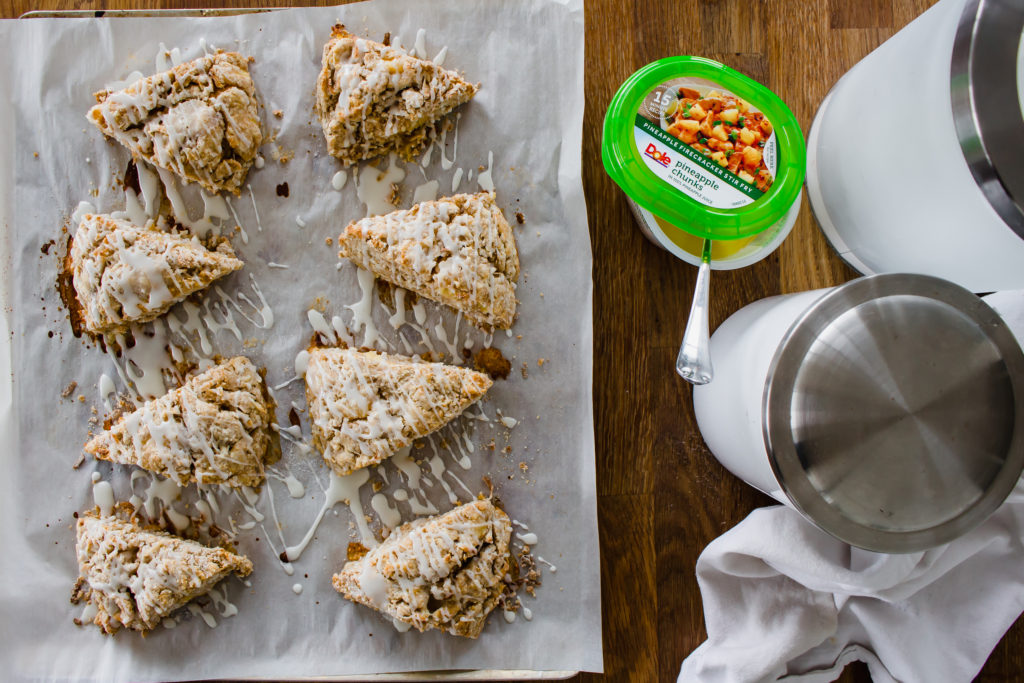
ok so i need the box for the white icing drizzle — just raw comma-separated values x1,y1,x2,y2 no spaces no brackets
389,448,438,515
357,154,406,217
451,167,464,193
388,288,408,329
233,488,265,523
207,583,238,618
444,425,473,469
439,114,460,170
214,275,274,329
412,28,427,59
121,188,147,226
247,184,263,232
155,42,183,72
137,161,161,218
140,474,183,519
91,473,114,517
370,493,401,530
156,167,216,235
261,482,297,576
295,215,307,228
331,170,348,191
346,268,385,349
295,349,310,376
308,309,337,344
72,201,97,226
522,606,533,621
537,557,557,573
332,315,354,346
433,45,449,66
292,583,303,595
391,446,421,489
428,454,459,504
187,602,218,628
503,609,516,624
254,154,265,169
274,424,313,455
224,196,249,245
433,312,462,362
420,139,435,168
477,150,495,192
412,179,439,203
268,467,306,498
104,70,145,92
80,603,99,624
517,532,539,546
98,373,116,411
392,617,413,633
268,262,289,269
284,468,373,562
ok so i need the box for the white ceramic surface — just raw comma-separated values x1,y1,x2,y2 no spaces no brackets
806,0,1024,292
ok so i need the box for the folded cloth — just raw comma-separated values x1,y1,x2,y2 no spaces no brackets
680,291,1024,683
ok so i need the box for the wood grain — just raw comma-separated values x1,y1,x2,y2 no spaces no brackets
4,0,1023,681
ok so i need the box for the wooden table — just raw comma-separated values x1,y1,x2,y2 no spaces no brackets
5,0,1022,680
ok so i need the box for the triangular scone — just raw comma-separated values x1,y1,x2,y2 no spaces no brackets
305,347,492,476
71,506,252,635
71,213,243,337
87,52,262,195
315,25,478,165
333,499,512,638
85,357,273,488
338,192,519,330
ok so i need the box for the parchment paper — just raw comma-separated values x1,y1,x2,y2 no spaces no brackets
0,1,600,680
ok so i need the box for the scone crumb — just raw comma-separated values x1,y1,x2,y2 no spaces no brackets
537,358,547,367
77,395,86,403
73,453,85,469
515,212,525,224
473,347,511,380
325,237,333,246
273,109,283,118
521,362,529,379
61,381,78,398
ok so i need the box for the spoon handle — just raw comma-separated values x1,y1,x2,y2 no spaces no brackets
676,240,713,385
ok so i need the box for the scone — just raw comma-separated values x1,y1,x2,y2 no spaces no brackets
85,357,273,488
338,192,519,330
333,499,512,638
315,25,478,165
88,52,262,195
72,505,252,635
70,213,243,337
305,347,492,476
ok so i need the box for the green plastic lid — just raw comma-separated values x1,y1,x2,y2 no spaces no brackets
602,56,806,241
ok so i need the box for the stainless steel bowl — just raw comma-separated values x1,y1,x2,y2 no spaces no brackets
763,273,1024,552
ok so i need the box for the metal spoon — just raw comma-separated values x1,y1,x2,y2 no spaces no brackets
676,238,713,384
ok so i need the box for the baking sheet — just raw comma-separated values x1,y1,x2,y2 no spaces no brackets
0,1,600,680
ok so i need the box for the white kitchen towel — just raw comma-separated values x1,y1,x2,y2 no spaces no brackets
679,290,1024,683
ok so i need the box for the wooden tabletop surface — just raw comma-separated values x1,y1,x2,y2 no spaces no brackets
4,0,1023,681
